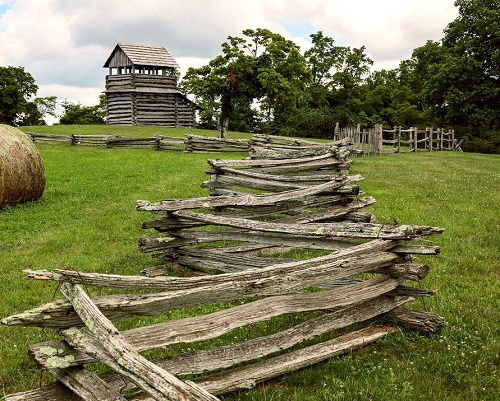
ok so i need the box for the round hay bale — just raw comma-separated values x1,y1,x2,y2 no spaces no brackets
0,124,45,208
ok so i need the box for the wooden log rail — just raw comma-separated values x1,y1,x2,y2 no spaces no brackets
28,128,460,155
1,143,445,400
333,125,458,155
381,126,456,153
202,145,353,197
185,134,250,153
28,133,251,153
27,132,72,144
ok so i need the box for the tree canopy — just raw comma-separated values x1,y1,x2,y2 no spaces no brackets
0,66,58,126
58,95,106,125
0,66,38,125
180,1,500,153
2,1,498,153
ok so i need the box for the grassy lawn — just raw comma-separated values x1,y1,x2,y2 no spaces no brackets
0,132,498,400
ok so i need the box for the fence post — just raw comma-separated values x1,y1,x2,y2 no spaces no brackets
413,128,418,152
392,127,396,152
428,127,433,151
397,126,401,153
356,124,362,155
154,136,162,151
376,124,383,154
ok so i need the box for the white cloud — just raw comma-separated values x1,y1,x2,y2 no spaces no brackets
0,0,458,111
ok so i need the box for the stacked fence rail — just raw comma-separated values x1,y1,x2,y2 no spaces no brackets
1,139,444,400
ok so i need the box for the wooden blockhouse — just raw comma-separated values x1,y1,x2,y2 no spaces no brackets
104,42,196,126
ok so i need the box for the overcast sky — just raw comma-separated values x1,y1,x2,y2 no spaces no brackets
0,0,458,112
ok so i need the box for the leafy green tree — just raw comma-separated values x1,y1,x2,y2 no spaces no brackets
179,65,222,130
0,66,38,125
291,32,373,135
407,0,500,152
180,28,311,136
442,0,500,128
59,95,106,125
18,96,58,126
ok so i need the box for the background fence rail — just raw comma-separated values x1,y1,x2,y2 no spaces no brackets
334,124,460,155
27,126,461,155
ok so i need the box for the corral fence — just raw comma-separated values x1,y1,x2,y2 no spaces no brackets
2,140,445,400
334,124,462,156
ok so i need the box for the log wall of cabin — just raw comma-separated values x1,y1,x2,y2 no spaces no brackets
105,75,196,127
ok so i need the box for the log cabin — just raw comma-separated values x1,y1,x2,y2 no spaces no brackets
103,42,197,127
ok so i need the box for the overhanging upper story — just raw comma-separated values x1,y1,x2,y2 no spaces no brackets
103,42,180,76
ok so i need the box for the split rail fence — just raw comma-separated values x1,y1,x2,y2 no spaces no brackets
28,127,461,156
27,133,249,153
2,138,445,400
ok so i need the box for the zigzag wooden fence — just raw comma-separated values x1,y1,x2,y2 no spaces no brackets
27,133,248,153
2,141,444,401
29,128,461,156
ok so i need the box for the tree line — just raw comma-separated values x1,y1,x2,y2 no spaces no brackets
0,66,106,126
179,0,499,153
0,0,498,153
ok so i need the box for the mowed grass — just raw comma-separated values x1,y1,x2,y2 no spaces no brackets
0,134,499,400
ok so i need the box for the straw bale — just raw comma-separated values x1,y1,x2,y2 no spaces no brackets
0,125,45,207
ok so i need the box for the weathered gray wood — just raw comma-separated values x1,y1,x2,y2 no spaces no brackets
206,165,359,183
13,307,426,401
136,179,353,212
175,249,293,272
339,211,376,223
207,152,339,168
250,145,338,160
392,244,441,255
20,238,398,289
141,195,363,232
377,263,429,281
60,282,220,401
2,384,83,401
384,308,445,334
105,276,400,351
202,174,308,193
25,275,402,373
10,250,401,327
196,326,397,395
48,366,127,401
249,160,350,175
276,196,376,223
173,210,444,240
29,294,412,373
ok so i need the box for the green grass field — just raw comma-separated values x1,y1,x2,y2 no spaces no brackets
1,126,498,400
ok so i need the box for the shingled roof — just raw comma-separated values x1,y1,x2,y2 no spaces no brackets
104,42,180,69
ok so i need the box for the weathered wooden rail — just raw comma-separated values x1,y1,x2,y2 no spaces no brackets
185,134,249,153
2,140,445,401
28,133,249,153
334,124,459,155
28,128,461,155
